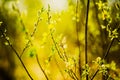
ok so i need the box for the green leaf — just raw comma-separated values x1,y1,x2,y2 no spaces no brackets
28,48,36,58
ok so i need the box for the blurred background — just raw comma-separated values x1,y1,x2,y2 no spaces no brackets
0,0,120,80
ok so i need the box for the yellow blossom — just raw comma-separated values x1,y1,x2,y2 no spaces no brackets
96,1,103,10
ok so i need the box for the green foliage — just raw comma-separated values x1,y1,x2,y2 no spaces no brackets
82,64,90,78
28,47,36,58
97,0,120,41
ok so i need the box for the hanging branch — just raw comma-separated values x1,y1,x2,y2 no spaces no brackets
85,0,90,80
0,30,33,80
36,54,49,80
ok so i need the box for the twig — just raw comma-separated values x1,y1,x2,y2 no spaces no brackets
66,69,79,80
90,38,115,80
20,11,42,57
85,0,90,80
85,0,90,65
12,3,29,40
60,44,68,62
70,69,79,80
36,54,49,80
50,29,79,80
76,0,82,79
103,38,115,59
0,30,33,80
54,57,66,80
47,5,79,80
47,4,64,60
50,32,63,60
12,3,31,58
90,69,99,80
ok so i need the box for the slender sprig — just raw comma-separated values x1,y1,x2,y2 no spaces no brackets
47,4,64,60
20,8,44,57
60,43,68,62
12,3,29,38
54,57,66,80
85,0,90,80
90,38,115,80
65,69,79,80
36,54,49,80
47,5,78,80
75,0,82,79
0,29,33,80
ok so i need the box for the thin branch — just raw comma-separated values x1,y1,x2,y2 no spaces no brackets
47,5,64,60
67,69,79,80
20,11,42,57
50,28,79,80
70,69,79,80
103,38,115,59
12,3,29,40
47,5,79,80
90,38,115,80
90,69,99,80
85,0,90,65
0,30,33,80
76,0,82,79
54,57,66,80
12,4,31,58
50,32,64,60
60,44,68,62
20,40,31,57
85,0,90,80
36,54,49,80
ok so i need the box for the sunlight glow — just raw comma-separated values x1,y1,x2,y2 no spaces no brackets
42,0,68,12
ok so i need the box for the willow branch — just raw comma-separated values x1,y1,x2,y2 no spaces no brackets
0,30,33,80
90,38,115,80
36,54,49,80
54,57,66,80
20,13,42,57
85,0,90,79
60,44,68,62
90,69,99,80
50,32,63,59
76,0,82,79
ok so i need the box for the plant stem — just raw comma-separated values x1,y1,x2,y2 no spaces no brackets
0,30,33,80
60,44,68,62
90,69,99,80
85,0,90,79
50,32,63,59
76,0,82,79
36,54,49,80
54,57,66,80
20,12,41,57
103,38,115,59
90,38,115,80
